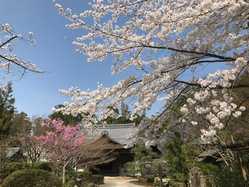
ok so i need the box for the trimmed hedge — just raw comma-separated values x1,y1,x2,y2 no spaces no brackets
1,169,61,187
0,162,29,179
0,161,53,181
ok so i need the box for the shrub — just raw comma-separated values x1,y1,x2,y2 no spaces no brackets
1,169,61,187
86,183,97,187
33,162,53,172
63,179,98,187
63,170,102,186
92,174,104,184
146,176,154,183
65,170,93,187
0,161,54,181
198,162,249,187
0,162,29,179
213,166,249,187
123,162,138,176
65,179,76,187
77,170,92,182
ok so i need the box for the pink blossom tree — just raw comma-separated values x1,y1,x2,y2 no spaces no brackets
35,119,84,185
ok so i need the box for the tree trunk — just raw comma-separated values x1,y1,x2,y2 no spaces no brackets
62,164,66,186
160,177,163,187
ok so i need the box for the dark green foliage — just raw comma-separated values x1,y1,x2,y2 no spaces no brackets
198,162,249,187
151,159,168,180
198,149,249,187
0,83,15,140
65,179,76,187
0,161,54,181
77,170,92,182
125,141,162,178
86,183,97,187
197,163,219,176
133,142,158,162
104,115,132,124
103,114,144,125
0,162,29,180
64,170,103,186
33,162,53,172
50,105,83,125
65,170,93,187
163,132,190,183
101,104,144,125
123,162,138,176
146,176,155,183
132,114,145,126
1,169,61,187
214,166,249,187
0,83,32,143
126,142,167,183
10,112,31,137
92,174,104,184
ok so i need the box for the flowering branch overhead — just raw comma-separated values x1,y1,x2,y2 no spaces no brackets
54,0,249,142
0,23,42,73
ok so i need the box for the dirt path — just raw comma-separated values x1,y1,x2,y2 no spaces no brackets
100,176,152,187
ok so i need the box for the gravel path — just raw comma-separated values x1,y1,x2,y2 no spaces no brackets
100,176,151,187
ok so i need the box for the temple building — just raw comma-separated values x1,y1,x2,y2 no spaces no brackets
84,123,138,175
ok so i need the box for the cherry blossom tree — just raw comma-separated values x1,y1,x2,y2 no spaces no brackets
35,119,84,185
54,1,249,143
0,23,41,75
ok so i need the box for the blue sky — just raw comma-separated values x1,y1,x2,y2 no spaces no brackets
0,0,227,118
0,0,127,117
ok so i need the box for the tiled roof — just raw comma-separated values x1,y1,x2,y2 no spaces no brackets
85,123,138,148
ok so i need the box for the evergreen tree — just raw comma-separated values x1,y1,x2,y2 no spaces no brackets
163,132,190,185
0,83,15,140
10,112,32,137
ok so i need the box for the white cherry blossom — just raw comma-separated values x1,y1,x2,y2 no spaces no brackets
53,0,249,142
0,23,40,74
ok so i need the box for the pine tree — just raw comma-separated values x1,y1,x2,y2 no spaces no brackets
0,83,15,140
